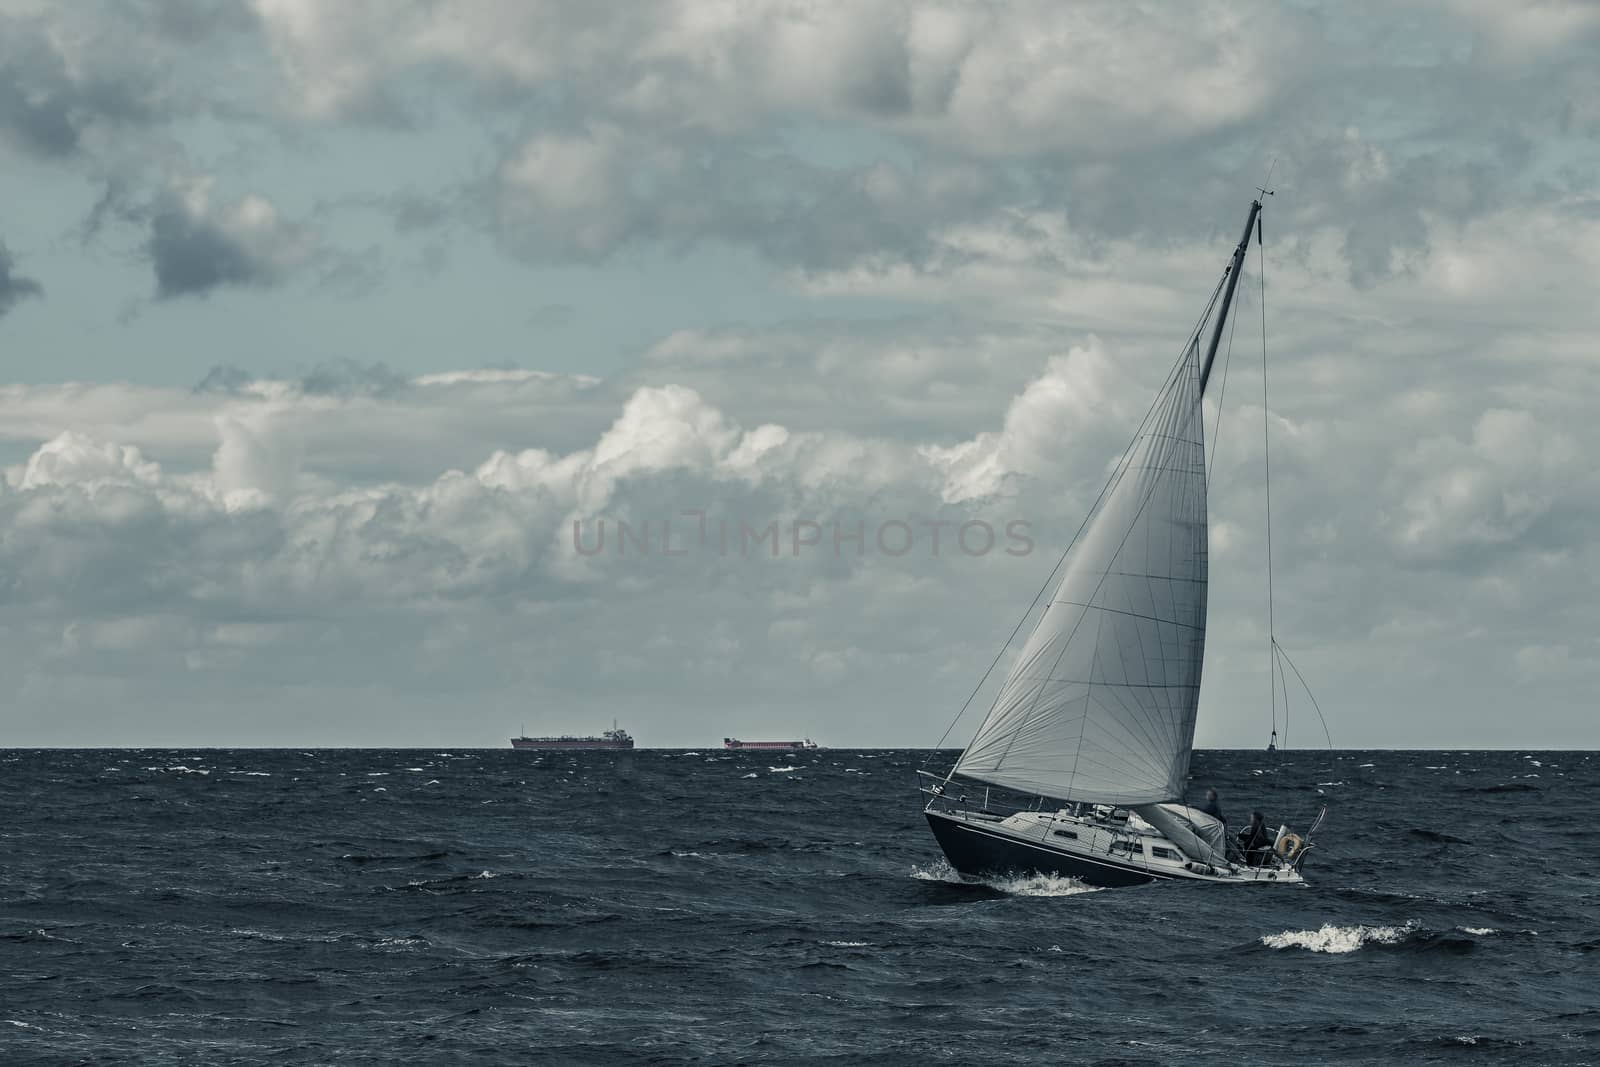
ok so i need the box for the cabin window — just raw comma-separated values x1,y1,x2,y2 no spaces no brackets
1150,846,1176,860
1052,829,1078,840
1110,839,1138,852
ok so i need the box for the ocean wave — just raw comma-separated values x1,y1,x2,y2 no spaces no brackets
768,765,798,773
1261,920,1418,953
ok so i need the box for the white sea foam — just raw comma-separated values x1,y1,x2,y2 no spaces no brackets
1260,920,1416,953
373,936,427,950
740,772,759,779
472,870,495,879
988,871,1100,897
909,860,1099,897
768,765,798,773
820,940,869,948
910,860,966,883
1462,927,1497,935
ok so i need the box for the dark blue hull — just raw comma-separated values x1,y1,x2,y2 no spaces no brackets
925,810,1161,888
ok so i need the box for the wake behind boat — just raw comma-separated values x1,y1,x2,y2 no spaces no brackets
921,195,1326,888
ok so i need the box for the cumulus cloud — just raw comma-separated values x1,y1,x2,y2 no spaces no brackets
4,292,1596,748
0,356,1107,743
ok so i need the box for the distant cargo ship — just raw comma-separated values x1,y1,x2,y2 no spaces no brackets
724,738,819,751
511,724,634,750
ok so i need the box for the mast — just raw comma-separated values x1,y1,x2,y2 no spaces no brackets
1198,199,1263,395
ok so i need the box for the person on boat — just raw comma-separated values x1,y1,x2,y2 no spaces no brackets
1236,811,1272,866
1198,788,1224,825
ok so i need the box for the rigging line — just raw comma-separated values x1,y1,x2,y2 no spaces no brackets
1276,640,1291,749
1259,205,1279,748
1274,637,1333,831
925,275,1229,777
1274,639,1333,750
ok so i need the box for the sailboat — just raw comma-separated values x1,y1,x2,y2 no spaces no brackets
921,196,1324,887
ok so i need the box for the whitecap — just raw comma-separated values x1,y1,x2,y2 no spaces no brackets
373,936,427,950
1260,920,1416,953
909,860,1099,896
819,940,869,948
472,870,496,879
740,772,759,779
910,861,965,883
986,871,1100,897
769,765,798,773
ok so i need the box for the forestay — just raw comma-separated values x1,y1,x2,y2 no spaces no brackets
953,341,1209,805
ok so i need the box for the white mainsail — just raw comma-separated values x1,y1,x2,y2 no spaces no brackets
953,340,1209,806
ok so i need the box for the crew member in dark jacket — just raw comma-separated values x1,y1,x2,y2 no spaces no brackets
1237,811,1272,867
1198,788,1224,825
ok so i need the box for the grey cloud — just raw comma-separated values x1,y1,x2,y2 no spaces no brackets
493,129,1017,270
193,364,254,394
297,360,410,398
149,203,271,297
0,24,153,158
146,182,315,299
0,242,43,318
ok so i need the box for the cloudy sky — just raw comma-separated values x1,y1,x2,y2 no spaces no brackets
2,0,1598,748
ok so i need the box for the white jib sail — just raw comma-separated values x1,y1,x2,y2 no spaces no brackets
954,342,1208,805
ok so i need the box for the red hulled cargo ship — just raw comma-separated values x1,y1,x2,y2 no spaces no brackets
511,725,634,750
723,738,819,750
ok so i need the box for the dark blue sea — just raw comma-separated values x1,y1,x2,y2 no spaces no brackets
2,749,1596,1065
